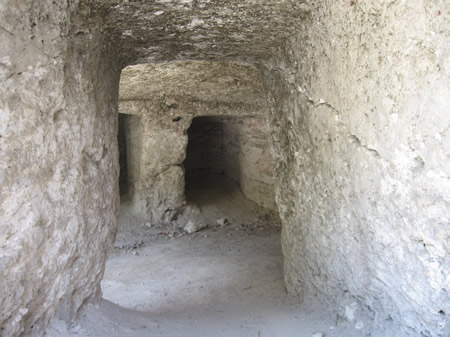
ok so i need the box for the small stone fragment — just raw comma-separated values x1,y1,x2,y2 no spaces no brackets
216,218,228,226
184,220,207,234
355,321,364,329
312,332,325,337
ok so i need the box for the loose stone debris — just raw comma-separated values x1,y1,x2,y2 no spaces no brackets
216,218,228,226
183,220,208,234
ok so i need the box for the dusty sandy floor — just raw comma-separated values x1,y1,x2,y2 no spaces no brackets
43,174,368,337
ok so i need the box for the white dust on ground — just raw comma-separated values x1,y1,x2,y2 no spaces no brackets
44,174,364,337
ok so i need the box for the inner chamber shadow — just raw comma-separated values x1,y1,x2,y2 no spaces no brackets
184,116,242,207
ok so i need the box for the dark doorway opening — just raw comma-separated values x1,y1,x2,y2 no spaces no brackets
184,116,242,208
183,115,277,213
118,113,129,196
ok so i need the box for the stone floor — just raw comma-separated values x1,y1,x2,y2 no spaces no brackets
43,174,370,337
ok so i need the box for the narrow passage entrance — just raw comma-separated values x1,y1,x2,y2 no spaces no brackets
184,116,245,219
99,114,337,337
96,63,345,337
184,115,278,218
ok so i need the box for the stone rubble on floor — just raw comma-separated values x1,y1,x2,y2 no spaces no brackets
184,220,208,234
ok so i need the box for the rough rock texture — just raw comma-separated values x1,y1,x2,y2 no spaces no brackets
119,61,266,105
79,0,309,64
1,1,448,336
119,62,276,222
260,2,449,336
0,1,121,336
222,118,276,210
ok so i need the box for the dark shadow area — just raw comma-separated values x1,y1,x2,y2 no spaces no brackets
184,116,242,205
185,116,226,176
118,113,129,196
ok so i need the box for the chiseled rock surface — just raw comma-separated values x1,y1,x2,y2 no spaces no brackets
261,1,449,336
221,117,277,211
1,1,120,336
119,61,266,107
77,0,310,64
0,0,448,336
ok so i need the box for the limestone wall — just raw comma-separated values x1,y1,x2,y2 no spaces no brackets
261,1,449,336
0,1,121,336
222,118,277,211
133,117,188,224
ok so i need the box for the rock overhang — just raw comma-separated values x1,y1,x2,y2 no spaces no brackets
119,61,266,108
74,0,311,64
